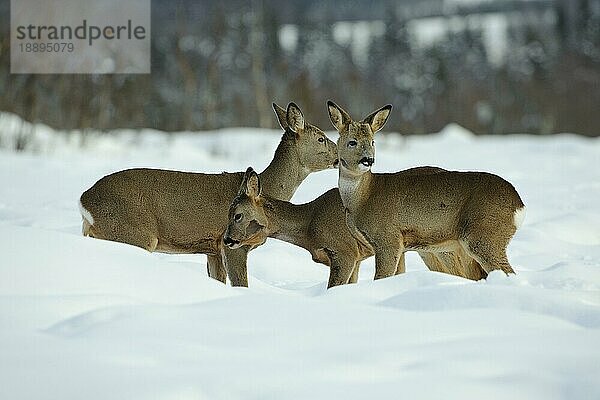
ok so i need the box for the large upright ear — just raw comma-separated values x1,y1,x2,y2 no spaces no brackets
327,100,351,132
362,104,392,133
272,103,288,130
286,102,305,134
240,167,261,198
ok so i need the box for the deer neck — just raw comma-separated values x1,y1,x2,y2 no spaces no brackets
264,198,312,250
338,168,372,213
259,133,309,201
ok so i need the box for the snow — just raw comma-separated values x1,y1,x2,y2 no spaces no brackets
1,116,600,399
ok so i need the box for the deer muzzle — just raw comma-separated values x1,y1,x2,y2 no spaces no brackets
223,236,240,248
359,157,375,167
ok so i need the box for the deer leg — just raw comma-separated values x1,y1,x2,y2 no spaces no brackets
207,254,227,284
460,237,515,275
419,249,487,280
82,219,92,236
462,255,487,280
395,252,406,275
348,261,360,284
327,253,355,289
373,242,403,280
460,212,517,276
418,251,447,273
222,245,250,287
434,252,463,276
454,246,487,280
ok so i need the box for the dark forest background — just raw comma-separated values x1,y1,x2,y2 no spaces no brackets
1,0,599,138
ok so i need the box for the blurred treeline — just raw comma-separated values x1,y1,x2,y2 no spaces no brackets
1,0,599,136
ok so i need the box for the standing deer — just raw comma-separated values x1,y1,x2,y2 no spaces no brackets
326,100,526,281
223,167,371,288
79,103,338,286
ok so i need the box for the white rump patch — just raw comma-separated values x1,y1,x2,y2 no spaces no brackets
79,200,95,225
513,207,526,229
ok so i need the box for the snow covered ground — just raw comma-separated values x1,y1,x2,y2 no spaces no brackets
1,116,599,399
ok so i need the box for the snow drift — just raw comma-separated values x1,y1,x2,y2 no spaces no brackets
1,117,599,399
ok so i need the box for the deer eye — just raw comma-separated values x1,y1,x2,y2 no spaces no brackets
234,213,243,222
348,140,357,147
318,137,325,143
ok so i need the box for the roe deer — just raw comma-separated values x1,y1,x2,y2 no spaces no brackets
223,167,371,288
80,103,338,286
223,167,473,287
326,100,525,281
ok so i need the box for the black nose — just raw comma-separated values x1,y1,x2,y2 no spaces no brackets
359,157,374,167
223,236,239,247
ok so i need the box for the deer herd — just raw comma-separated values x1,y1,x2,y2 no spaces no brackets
80,101,525,288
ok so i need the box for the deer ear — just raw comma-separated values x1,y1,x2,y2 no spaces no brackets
240,167,261,198
362,104,392,133
272,103,288,130
247,169,261,198
246,219,264,236
327,100,351,132
286,102,305,134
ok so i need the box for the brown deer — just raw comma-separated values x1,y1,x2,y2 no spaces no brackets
223,167,370,287
326,100,526,281
79,103,338,286
223,166,479,287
